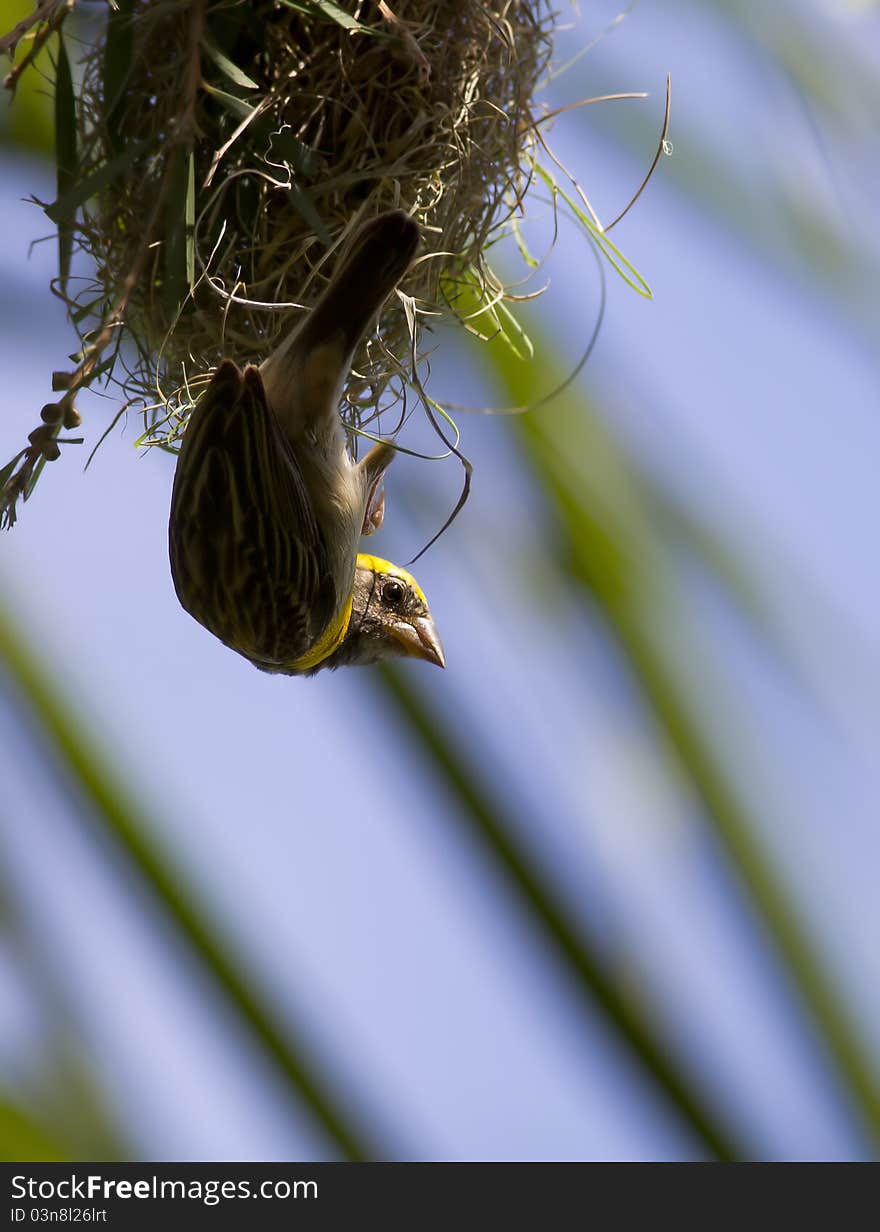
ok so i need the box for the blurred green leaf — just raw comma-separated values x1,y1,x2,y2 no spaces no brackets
0,1100,67,1163
0,859,130,1160
711,0,880,125
621,463,834,719
35,1051,130,1161
0,595,380,1162
479,325,880,1149
378,665,745,1160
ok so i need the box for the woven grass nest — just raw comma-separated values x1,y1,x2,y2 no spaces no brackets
57,0,557,457
3,1,666,527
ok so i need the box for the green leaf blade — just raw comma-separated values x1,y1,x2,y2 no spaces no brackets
44,138,154,226
103,0,134,156
54,31,77,290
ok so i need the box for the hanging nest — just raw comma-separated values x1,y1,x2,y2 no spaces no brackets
2,1,667,528
0,0,564,520
61,0,556,449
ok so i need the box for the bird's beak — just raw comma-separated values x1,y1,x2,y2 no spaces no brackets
390,614,446,668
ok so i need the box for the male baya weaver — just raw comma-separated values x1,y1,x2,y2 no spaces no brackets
168,210,444,674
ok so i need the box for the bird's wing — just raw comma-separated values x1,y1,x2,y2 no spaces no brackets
169,360,337,667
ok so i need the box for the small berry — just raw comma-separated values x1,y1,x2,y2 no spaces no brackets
28,425,51,447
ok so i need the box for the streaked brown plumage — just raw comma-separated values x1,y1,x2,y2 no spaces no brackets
168,210,444,675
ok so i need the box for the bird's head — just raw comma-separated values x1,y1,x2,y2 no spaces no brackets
316,554,444,672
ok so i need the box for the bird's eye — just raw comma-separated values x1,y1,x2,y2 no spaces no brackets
382,579,405,606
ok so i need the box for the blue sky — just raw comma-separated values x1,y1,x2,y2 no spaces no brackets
1,1,878,1160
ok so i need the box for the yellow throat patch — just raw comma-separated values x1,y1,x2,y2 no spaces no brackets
288,555,424,672
289,593,354,672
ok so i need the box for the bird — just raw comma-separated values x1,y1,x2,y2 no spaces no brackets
168,209,445,675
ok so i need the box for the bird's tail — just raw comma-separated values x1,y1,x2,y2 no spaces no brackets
259,211,419,432
301,210,420,355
